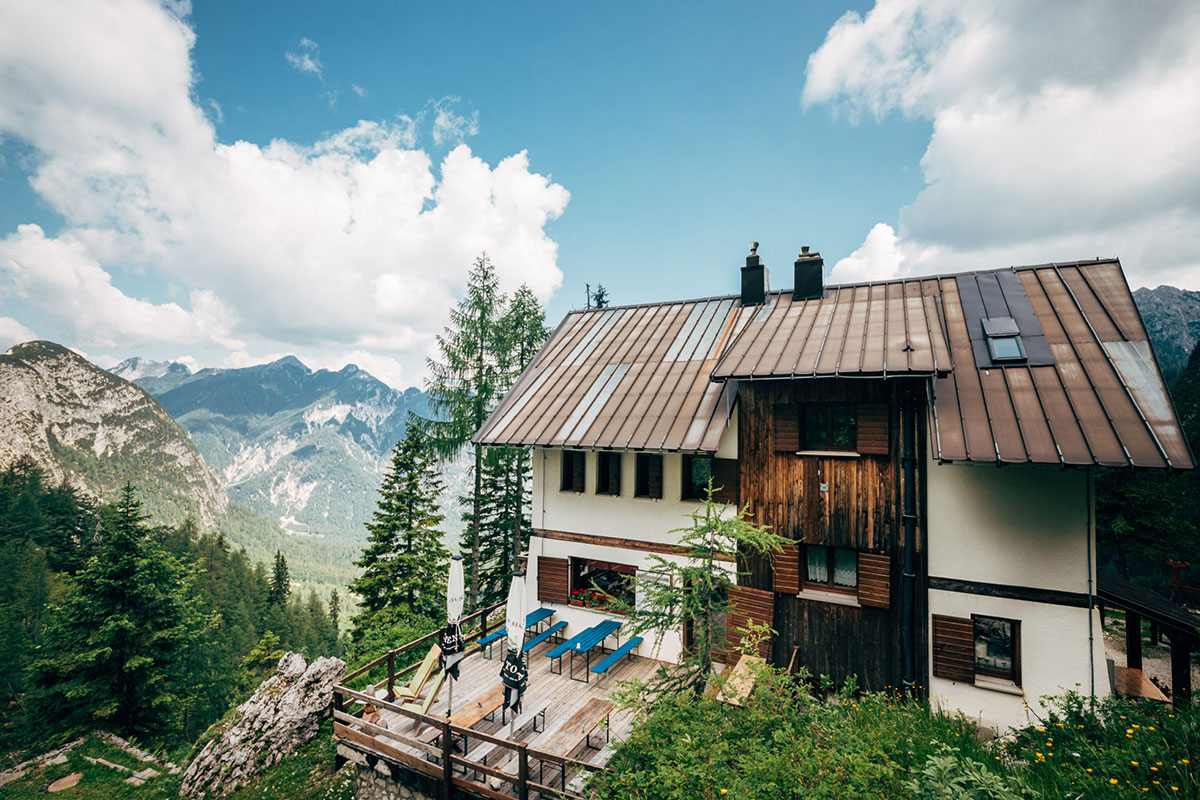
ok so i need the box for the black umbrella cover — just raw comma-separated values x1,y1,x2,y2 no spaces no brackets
499,648,527,714
439,622,464,680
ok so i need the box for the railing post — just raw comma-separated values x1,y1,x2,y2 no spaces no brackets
441,718,453,800
387,652,396,701
518,743,529,800
1126,610,1143,672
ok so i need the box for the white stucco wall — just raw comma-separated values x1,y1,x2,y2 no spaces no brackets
925,451,1109,732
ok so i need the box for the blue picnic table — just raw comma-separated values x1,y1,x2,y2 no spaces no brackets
545,619,622,682
478,607,556,658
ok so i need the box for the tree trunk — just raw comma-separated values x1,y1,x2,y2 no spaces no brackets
471,443,482,610
512,452,523,569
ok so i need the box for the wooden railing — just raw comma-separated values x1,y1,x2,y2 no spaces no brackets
333,600,611,799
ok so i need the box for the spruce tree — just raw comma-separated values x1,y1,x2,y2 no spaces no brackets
269,550,290,605
473,446,532,607
30,486,191,740
352,425,449,628
591,284,610,309
417,254,507,609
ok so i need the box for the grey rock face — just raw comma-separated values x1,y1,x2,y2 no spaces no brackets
179,653,346,799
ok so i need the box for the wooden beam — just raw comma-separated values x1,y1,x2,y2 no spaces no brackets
1126,611,1143,672
929,576,1091,609
1168,635,1191,709
536,527,736,562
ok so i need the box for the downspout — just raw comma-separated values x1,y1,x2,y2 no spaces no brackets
901,386,919,694
1087,467,1096,706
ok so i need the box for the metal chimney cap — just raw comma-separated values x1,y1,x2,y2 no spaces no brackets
800,245,810,255
749,241,759,256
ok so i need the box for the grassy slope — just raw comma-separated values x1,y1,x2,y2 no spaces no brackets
1,722,352,800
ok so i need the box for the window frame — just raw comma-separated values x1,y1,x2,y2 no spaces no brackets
569,557,636,615
595,451,622,496
972,615,1021,684
802,544,858,594
800,404,858,452
560,450,585,493
634,452,663,499
680,454,713,502
986,334,1027,362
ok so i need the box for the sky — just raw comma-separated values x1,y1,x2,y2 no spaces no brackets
1,0,1198,390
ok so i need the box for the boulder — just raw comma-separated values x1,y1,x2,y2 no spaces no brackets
179,653,346,799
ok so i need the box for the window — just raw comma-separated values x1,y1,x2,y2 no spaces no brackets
801,405,857,451
973,616,1020,683
982,317,1027,363
570,558,635,613
596,451,621,495
681,455,713,501
803,545,857,592
560,450,585,493
635,453,663,498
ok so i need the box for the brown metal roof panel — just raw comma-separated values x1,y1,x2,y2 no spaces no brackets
1002,368,1059,464
884,282,910,374
978,368,1029,463
931,375,968,461
1083,261,1147,342
678,375,727,451
1104,340,1194,468
940,278,1000,461
533,312,588,368
921,279,952,372
904,290,935,373
1050,346,1131,466
591,303,692,448
542,310,606,367
860,284,887,373
1058,265,1123,343
834,286,871,374
773,298,824,377
1029,366,1094,465
1074,343,1166,468
713,294,783,377
657,304,740,449
792,295,839,375
757,300,807,376
699,380,738,452
815,290,855,375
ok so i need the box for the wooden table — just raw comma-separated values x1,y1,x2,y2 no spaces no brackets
714,655,765,707
1113,665,1169,702
449,685,506,729
534,697,614,790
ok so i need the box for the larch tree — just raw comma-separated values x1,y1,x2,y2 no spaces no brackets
417,254,507,609
351,424,449,626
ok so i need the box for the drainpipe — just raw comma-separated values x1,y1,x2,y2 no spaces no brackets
901,386,919,694
1087,468,1096,707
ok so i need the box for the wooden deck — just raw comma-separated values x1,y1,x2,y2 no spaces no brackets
333,607,661,799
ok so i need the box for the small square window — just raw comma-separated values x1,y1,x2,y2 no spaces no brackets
596,452,621,495
973,616,1020,683
681,455,712,501
803,545,857,593
560,450,585,493
635,453,663,498
802,405,857,450
987,335,1025,361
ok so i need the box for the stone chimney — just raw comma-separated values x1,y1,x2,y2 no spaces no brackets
740,242,769,306
794,246,824,301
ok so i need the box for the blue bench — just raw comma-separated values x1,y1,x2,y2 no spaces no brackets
480,608,557,658
546,619,623,682
591,636,642,687
522,620,567,653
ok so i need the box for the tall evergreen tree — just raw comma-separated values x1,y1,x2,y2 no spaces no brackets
590,283,610,308
269,550,290,605
473,446,532,607
417,253,507,609
351,425,448,628
30,486,191,740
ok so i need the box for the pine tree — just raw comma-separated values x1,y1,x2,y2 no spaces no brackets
30,486,192,740
416,253,507,609
351,425,449,629
591,284,610,309
269,550,290,606
474,447,532,607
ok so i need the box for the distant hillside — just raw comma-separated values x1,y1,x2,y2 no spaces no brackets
0,341,226,526
129,356,437,540
1134,285,1200,383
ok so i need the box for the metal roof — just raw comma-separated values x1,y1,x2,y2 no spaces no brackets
475,258,1193,468
712,280,951,379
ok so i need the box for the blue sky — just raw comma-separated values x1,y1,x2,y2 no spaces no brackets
1,1,1197,388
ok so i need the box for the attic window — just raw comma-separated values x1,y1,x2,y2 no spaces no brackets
982,317,1026,363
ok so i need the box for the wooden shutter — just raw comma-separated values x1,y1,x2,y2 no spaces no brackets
571,452,585,493
856,404,889,455
726,584,775,660
856,552,891,609
772,542,800,595
774,403,800,452
710,458,739,505
931,615,975,682
646,454,663,499
537,557,569,604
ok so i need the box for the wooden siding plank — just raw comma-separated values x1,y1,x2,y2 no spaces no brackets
537,557,569,604
856,552,891,609
931,615,974,682
772,542,800,595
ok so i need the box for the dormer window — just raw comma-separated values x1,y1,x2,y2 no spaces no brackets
982,317,1026,363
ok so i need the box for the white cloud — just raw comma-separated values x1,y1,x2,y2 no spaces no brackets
431,97,480,146
351,83,367,99
809,0,1200,290
205,98,223,124
285,37,323,78
0,316,37,350
828,223,904,284
0,0,569,388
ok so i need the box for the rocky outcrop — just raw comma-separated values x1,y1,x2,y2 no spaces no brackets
1134,285,1200,382
178,653,346,800
0,340,227,526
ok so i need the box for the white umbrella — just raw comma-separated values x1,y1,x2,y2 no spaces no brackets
499,571,528,738
442,555,466,718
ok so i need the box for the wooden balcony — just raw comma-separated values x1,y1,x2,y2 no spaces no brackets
332,602,661,799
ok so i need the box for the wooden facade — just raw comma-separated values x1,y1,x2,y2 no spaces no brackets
736,377,928,691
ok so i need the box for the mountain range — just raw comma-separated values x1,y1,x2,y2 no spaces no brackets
114,355,436,540
1133,285,1200,382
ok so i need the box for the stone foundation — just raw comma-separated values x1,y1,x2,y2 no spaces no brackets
340,745,438,800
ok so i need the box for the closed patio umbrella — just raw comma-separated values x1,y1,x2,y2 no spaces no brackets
499,571,527,738
441,555,465,717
